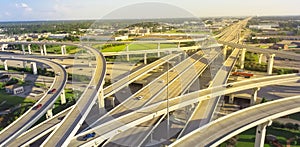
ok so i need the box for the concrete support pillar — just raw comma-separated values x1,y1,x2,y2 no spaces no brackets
31,62,38,75
267,54,276,75
251,87,260,105
88,58,92,67
28,44,32,55
60,89,66,105
98,89,105,110
240,48,246,69
255,120,273,147
177,42,181,49
258,54,263,64
43,44,47,56
61,45,65,55
223,45,228,61
3,60,8,71
126,54,130,61
23,61,27,68
46,109,53,119
229,94,235,104
61,45,66,55
108,97,115,108
144,53,147,64
126,44,129,52
40,45,44,55
157,43,161,57
1,44,4,51
183,52,187,60
22,44,26,55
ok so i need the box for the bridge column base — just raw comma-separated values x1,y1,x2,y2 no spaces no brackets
22,44,26,55
46,109,53,119
251,87,260,105
43,44,47,56
240,48,246,69
157,43,161,57
255,120,273,147
258,54,263,64
31,62,38,75
267,54,276,75
40,46,44,55
61,89,66,105
223,45,228,61
3,60,8,71
97,89,105,114
144,53,147,64
28,44,32,54
229,94,235,104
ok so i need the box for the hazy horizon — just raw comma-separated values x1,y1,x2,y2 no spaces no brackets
0,0,300,21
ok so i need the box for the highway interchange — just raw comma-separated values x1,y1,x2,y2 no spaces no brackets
0,17,299,147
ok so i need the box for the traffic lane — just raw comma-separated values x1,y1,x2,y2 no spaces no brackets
0,58,66,145
9,108,70,147
91,51,204,126
172,96,300,147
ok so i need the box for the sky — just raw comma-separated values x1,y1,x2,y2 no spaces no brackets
0,0,299,21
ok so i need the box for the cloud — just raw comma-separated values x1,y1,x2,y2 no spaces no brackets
4,12,11,16
16,3,33,12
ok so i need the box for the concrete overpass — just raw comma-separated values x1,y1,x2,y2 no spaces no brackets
219,41,300,61
178,48,241,139
0,57,67,146
70,74,300,147
40,45,106,146
170,95,300,147
8,107,72,147
7,52,183,146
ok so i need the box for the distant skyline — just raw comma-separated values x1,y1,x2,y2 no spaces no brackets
0,0,300,21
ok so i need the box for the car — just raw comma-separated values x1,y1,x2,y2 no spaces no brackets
158,80,164,83
48,88,57,94
34,104,42,110
82,132,96,141
58,116,65,120
226,84,233,88
136,96,144,100
56,72,61,76
89,86,96,89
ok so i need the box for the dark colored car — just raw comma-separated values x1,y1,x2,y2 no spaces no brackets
226,84,233,88
82,132,96,141
48,88,57,94
34,104,42,110
58,116,65,120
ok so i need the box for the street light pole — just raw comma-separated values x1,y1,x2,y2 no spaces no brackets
167,57,170,140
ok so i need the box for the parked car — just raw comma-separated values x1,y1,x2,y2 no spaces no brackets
82,132,96,141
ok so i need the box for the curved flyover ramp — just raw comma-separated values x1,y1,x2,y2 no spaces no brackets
170,94,300,147
0,57,67,146
41,46,106,147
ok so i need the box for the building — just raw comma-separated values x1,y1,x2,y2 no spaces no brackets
249,24,279,31
48,34,69,39
114,35,129,41
5,85,24,95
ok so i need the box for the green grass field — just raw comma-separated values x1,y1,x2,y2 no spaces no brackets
0,90,36,111
236,127,300,147
94,43,177,52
